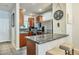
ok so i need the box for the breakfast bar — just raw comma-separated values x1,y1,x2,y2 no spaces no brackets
26,34,68,55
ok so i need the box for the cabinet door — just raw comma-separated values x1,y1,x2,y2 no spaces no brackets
20,34,27,47
19,9,24,26
27,39,36,55
28,18,34,27
36,16,43,22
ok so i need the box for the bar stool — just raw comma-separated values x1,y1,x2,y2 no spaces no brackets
46,47,66,55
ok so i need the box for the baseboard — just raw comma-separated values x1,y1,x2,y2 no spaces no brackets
0,41,11,43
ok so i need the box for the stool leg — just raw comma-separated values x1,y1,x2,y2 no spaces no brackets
65,50,68,55
72,49,74,55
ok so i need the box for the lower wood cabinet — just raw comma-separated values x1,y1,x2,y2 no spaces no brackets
20,33,27,47
27,39,36,55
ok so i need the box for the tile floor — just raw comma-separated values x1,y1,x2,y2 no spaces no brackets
1,42,79,55
0,42,26,55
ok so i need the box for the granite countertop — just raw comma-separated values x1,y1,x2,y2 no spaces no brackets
26,33,68,44
20,31,28,34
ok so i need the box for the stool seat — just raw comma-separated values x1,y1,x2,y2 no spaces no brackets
46,47,65,55
60,43,73,49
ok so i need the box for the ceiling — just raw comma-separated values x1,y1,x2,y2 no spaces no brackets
0,3,15,12
20,3,52,16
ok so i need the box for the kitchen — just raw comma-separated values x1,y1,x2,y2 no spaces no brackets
1,1,79,59
19,3,72,55
0,3,79,55
19,3,53,48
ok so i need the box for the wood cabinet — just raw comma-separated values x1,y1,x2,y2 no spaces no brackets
20,33,32,47
19,9,24,26
20,33,27,47
28,18,34,27
36,16,43,22
27,39,36,55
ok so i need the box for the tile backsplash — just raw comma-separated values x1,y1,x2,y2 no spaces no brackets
41,20,53,34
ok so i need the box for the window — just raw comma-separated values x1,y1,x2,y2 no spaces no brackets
24,15,29,28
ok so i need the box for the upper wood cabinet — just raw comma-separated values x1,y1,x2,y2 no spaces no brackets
36,16,43,22
19,9,24,26
28,17,34,27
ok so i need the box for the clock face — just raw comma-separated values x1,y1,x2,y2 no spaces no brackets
54,10,63,20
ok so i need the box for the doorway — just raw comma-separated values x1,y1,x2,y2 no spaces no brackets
0,10,10,42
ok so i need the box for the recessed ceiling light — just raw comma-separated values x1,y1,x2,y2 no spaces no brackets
38,9,42,12
30,13,33,16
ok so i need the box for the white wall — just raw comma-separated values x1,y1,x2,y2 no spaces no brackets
66,4,72,44
10,3,20,50
72,3,79,49
53,3,66,34
0,10,10,42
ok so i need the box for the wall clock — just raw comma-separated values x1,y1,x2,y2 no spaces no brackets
54,10,64,20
